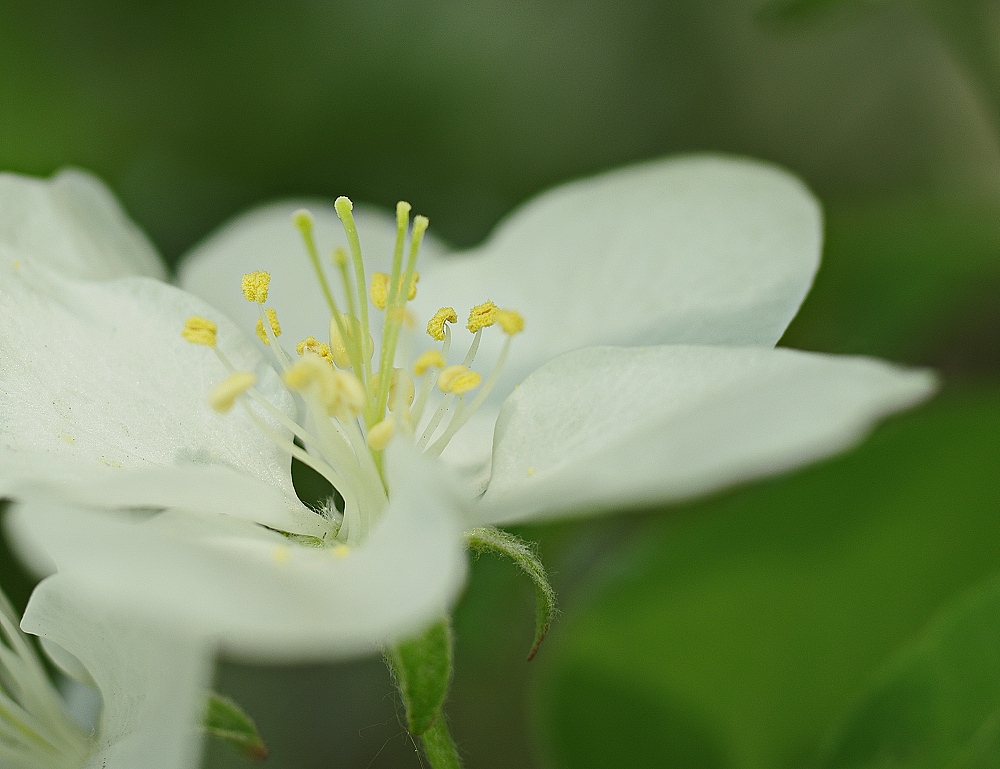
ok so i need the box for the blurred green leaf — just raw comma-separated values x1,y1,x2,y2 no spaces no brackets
758,0,892,24
536,388,1000,769
783,200,1000,376
204,693,268,761
817,574,1000,769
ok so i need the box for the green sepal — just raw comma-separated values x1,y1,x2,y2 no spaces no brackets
387,618,453,736
466,526,557,661
203,692,268,760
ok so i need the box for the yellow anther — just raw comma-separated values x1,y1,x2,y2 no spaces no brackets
370,369,414,411
414,349,446,376
241,270,271,304
336,370,367,416
208,371,256,413
285,355,365,418
467,301,498,333
370,272,390,310
427,307,458,341
296,336,333,364
181,316,217,347
331,543,350,558
438,364,482,395
390,369,414,411
329,314,374,368
283,358,321,391
371,271,419,310
366,417,396,451
255,308,281,345
496,309,525,335
332,247,348,268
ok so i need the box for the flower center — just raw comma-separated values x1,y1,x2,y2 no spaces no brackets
183,198,523,546
0,593,93,769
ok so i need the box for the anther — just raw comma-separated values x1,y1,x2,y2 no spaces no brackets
414,349,446,376
256,308,282,345
182,316,218,347
467,301,498,333
241,270,271,304
285,355,365,418
438,364,482,395
209,372,256,413
329,314,373,368
427,307,458,341
496,309,525,335
333,247,348,268
371,272,419,310
366,417,396,451
296,336,333,364
370,273,390,310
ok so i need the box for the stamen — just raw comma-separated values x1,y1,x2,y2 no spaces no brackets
427,307,457,341
241,270,271,304
372,211,428,424
366,417,396,451
255,304,291,370
427,317,519,456
414,349,446,376
370,272,419,310
437,365,482,395
296,336,334,365
389,369,414,412
467,301,498,333
209,372,256,413
284,355,365,419
370,273,390,310
182,316,217,347
496,309,525,335
329,313,373,369
255,308,281,345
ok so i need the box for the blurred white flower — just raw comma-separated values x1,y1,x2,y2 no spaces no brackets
0,157,934,659
0,578,208,769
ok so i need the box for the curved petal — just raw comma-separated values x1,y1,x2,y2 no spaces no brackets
0,169,166,281
22,577,212,769
481,345,936,525
410,155,823,398
178,201,448,350
9,445,468,662
0,255,300,519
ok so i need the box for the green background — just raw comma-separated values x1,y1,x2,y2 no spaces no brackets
1,1,999,767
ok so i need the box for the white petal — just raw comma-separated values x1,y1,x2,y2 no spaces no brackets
22,577,212,769
9,445,468,661
178,201,448,350
411,155,823,396
0,170,166,281
481,345,936,525
0,256,300,517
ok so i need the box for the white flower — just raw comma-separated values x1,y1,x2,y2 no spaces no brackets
0,574,209,769
0,156,934,659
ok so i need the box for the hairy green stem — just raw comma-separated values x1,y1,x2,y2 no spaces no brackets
420,717,463,769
